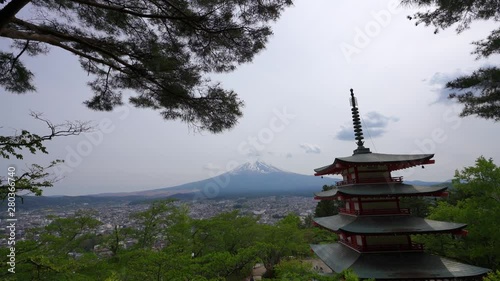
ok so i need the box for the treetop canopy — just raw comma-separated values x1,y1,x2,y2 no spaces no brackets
0,0,293,132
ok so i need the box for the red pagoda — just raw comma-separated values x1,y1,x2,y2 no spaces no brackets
310,89,490,280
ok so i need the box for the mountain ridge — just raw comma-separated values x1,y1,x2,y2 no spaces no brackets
7,161,452,210
92,161,449,199
95,161,337,198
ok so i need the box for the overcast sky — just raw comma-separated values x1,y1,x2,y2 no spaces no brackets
2,0,500,196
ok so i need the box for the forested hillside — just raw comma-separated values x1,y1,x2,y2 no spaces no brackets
0,198,340,280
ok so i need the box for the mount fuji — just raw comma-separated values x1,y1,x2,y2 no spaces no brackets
16,162,449,210
97,161,339,199
228,161,285,175
158,161,339,198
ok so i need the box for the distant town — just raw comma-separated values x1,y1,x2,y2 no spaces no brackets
0,195,317,248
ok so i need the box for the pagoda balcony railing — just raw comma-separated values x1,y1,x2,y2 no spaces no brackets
336,176,403,186
340,240,424,252
340,208,410,216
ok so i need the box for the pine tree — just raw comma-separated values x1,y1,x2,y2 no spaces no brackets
0,0,293,132
403,0,500,121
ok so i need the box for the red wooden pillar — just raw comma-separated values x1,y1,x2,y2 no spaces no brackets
357,197,363,214
354,166,359,184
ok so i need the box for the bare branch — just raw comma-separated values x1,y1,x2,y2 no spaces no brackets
0,111,94,159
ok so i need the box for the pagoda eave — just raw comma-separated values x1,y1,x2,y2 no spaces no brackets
311,243,490,280
313,215,467,235
314,154,435,176
314,184,448,200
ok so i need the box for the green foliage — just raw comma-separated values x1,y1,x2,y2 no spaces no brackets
129,199,180,249
399,196,432,218
340,269,375,281
191,211,260,256
0,112,92,197
0,160,63,199
402,0,500,121
0,112,91,160
37,210,102,255
416,156,500,270
258,214,313,278
0,210,104,281
314,185,340,217
1,0,293,132
484,270,500,281
304,226,337,245
272,261,373,281
273,259,317,280
0,129,47,160
447,67,500,121
0,199,341,280
343,269,360,281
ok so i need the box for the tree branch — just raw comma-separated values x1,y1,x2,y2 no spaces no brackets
0,27,125,73
10,18,136,72
0,0,31,31
9,39,29,73
7,18,190,99
69,0,190,21
0,111,93,159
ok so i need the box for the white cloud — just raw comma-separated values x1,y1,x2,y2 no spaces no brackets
427,66,491,104
299,143,321,154
428,70,467,104
336,111,398,141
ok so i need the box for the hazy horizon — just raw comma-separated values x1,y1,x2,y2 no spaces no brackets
2,0,500,196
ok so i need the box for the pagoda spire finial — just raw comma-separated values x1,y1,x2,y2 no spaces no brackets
350,89,371,154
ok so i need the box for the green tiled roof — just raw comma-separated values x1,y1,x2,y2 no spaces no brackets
311,243,490,279
314,153,434,175
336,153,434,164
314,215,466,234
314,183,447,198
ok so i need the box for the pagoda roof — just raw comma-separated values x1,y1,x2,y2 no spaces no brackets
314,153,434,176
311,243,490,279
313,214,466,235
314,183,447,199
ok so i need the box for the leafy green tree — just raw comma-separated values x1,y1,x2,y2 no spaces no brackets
314,185,340,217
37,210,102,255
191,211,259,256
400,196,432,218
259,214,311,278
102,224,135,257
273,259,319,280
115,249,185,281
0,210,103,280
116,209,263,280
403,0,500,121
129,199,179,249
0,112,91,198
272,260,375,281
1,201,340,280
416,156,500,270
1,0,293,132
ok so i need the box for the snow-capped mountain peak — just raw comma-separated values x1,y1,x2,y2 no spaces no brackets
230,161,283,174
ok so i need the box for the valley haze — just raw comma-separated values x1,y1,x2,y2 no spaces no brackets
2,1,499,197
50,161,446,198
